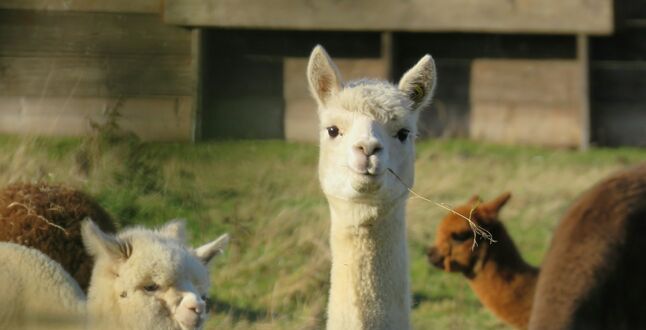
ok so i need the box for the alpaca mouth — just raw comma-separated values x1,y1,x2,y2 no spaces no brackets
351,174,382,193
177,313,204,330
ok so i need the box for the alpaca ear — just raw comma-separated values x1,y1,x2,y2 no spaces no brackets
398,54,437,110
468,194,481,204
159,219,187,243
195,233,230,266
82,219,132,260
307,45,343,107
479,192,512,216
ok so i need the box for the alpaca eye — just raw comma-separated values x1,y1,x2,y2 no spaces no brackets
143,283,159,292
395,129,410,142
326,126,340,138
451,231,473,243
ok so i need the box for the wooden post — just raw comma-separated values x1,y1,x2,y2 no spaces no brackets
191,28,204,142
381,32,394,81
577,34,590,150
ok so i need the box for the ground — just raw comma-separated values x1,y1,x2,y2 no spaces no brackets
0,133,643,329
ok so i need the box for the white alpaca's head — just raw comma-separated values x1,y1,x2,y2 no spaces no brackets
307,45,436,204
82,220,229,330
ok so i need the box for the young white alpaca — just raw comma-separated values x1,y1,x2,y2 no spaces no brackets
307,45,436,330
0,220,229,330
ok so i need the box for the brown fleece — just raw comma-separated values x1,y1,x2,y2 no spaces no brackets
529,163,646,330
428,193,539,329
0,183,116,292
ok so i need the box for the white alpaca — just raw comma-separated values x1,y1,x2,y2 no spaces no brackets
307,45,437,330
0,220,229,330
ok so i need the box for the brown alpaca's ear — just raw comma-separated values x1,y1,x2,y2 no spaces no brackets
479,192,512,217
468,194,481,204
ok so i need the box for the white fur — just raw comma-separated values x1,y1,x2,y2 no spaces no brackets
0,220,229,330
307,45,436,330
0,243,86,330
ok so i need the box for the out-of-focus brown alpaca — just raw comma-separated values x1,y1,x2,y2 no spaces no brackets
0,183,116,292
428,192,538,329
529,163,646,330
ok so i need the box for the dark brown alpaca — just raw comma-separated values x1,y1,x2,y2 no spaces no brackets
428,192,538,329
529,163,646,330
0,183,116,291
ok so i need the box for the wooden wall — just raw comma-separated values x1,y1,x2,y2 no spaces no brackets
470,60,584,148
0,2,196,141
395,33,577,139
589,4,646,147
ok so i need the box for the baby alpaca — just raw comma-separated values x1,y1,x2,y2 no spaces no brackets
307,45,436,329
0,219,229,330
427,193,538,329
0,182,116,291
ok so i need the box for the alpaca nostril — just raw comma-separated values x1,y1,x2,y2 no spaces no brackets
355,141,382,156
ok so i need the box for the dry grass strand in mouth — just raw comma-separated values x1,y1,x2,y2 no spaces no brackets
387,168,496,249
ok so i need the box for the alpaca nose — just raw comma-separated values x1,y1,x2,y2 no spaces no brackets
427,246,445,269
182,295,206,314
354,140,382,156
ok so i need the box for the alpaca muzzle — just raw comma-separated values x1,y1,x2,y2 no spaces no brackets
427,246,445,270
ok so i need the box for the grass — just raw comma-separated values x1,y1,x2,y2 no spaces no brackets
1,133,644,329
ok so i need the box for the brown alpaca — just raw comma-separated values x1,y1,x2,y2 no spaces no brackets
427,192,538,329
529,163,646,330
0,183,116,291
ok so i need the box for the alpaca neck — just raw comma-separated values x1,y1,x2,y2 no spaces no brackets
326,195,410,330
468,229,539,329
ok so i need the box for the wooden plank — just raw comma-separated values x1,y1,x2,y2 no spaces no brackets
577,35,590,150
0,55,193,97
0,10,190,57
470,59,584,147
283,57,388,142
164,0,613,35
471,60,581,106
471,104,581,147
0,0,160,13
0,96,193,141
191,29,204,142
284,98,319,143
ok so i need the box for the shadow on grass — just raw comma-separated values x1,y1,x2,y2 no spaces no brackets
211,298,269,322
413,291,478,308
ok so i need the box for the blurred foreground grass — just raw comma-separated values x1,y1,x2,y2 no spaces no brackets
0,134,644,329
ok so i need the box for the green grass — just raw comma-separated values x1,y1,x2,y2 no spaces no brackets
1,134,644,329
